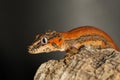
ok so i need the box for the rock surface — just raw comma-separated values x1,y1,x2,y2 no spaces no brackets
34,46,120,80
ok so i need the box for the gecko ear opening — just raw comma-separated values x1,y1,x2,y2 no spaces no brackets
41,37,48,44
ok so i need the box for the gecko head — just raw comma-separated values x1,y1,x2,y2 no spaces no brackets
28,30,64,54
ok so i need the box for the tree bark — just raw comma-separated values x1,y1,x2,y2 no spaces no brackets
34,46,120,80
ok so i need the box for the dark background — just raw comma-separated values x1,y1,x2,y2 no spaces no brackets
0,0,120,80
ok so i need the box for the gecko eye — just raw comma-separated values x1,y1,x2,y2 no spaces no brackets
41,37,48,44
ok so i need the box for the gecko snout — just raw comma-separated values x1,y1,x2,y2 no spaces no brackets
28,45,37,54
28,46,33,54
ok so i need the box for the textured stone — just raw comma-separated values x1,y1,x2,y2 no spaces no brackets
34,46,120,80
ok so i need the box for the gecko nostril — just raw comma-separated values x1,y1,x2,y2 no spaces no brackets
28,47,32,53
28,46,32,50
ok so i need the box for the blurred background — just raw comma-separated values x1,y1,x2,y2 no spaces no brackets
0,0,120,80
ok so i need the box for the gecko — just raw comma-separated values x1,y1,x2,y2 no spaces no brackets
28,26,119,54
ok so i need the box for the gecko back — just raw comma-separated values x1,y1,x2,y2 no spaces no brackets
28,26,119,54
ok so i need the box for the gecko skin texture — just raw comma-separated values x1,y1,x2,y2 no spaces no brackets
28,26,119,54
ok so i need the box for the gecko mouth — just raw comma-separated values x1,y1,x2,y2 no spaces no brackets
28,45,51,54
28,46,41,54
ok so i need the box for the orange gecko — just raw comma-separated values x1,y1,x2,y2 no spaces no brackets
28,26,119,54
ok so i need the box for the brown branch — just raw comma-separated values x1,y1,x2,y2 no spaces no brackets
34,46,120,80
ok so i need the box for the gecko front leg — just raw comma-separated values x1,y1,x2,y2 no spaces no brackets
65,45,85,58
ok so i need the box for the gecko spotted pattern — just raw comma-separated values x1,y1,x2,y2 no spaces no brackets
28,26,119,54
